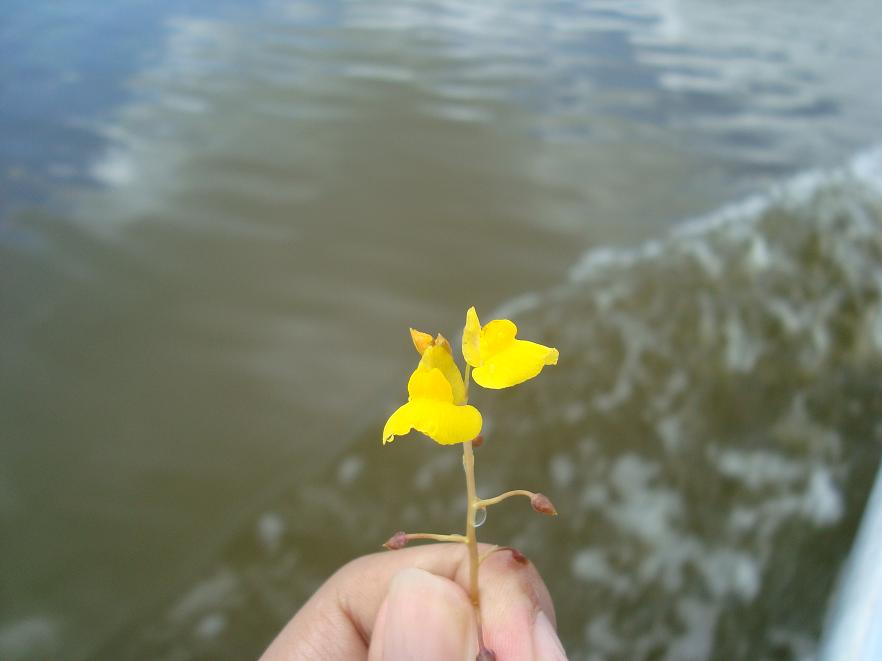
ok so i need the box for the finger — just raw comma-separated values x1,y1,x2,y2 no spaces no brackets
368,568,477,661
259,543,559,661
260,544,472,661
475,550,566,661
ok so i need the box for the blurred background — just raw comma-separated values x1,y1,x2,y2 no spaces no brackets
2,0,881,659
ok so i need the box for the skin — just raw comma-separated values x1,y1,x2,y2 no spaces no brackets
259,543,564,661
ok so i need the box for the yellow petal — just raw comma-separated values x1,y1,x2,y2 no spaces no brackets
382,400,482,445
463,307,524,365
407,366,454,402
462,306,482,367
481,318,517,358
472,339,559,389
419,344,466,405
410,328,434,355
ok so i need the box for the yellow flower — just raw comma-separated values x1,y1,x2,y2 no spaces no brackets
462,306,559,389
382,329,482,445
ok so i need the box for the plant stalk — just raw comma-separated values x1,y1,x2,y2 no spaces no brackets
463,439,480,607
475,489,535,508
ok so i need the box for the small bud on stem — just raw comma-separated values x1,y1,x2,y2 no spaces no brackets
383,531,408,550
530,492,558,516
383,531,467,549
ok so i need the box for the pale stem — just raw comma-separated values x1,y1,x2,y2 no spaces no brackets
405,533,467,544
463,440,480,606
475,489,536,509
462,364,490,651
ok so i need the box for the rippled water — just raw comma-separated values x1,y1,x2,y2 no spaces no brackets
1,1,881,659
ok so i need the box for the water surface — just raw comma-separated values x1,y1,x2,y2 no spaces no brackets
1,1,881,659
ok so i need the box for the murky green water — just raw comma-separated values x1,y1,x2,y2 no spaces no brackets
2,1,882,659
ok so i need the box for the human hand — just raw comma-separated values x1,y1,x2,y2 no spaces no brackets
259,543,567,661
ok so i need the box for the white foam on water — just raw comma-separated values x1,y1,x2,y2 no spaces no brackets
608,454,683,543
711,448,803,491
592,315,655,412
336,455,364,485
170,570,240,624
257,512,286,554
745,233,773,272
585,614,626,658
723,312,762,373
853,145,882,195
804,468,843,527
666,598,718,661
571,548,633,595
195,612,227,640
700,549,760,602
487,146,882,660
655,414,684,453
549,452,576,488
870,303,882,355
567,144,882,286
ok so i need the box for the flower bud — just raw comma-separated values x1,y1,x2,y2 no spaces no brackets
530,493,558,516
383,531,408,550
409,329,433,355
434,333,452,353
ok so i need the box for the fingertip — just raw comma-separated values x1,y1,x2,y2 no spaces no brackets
532,610,568,661
475,551,561,661
480,549,556,625
371,568,477,661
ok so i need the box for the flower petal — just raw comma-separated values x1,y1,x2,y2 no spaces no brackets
419,344,466,405
462,307,530,366
407,366,454,402
472,339,559,389
481,318,517,358
463,306,483,367
410,328,434,355
382,399,482,445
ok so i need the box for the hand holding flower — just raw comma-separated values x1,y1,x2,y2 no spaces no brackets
380,307,561,661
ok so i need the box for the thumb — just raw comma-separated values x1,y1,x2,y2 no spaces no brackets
368,568,478,661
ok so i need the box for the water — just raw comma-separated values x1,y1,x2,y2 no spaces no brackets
1,1,881,659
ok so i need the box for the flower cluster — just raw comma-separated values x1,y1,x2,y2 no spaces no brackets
382,306,558,445
379,306,559,661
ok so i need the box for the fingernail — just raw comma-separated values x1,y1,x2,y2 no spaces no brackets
382,568,474,661
533,611,567,661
